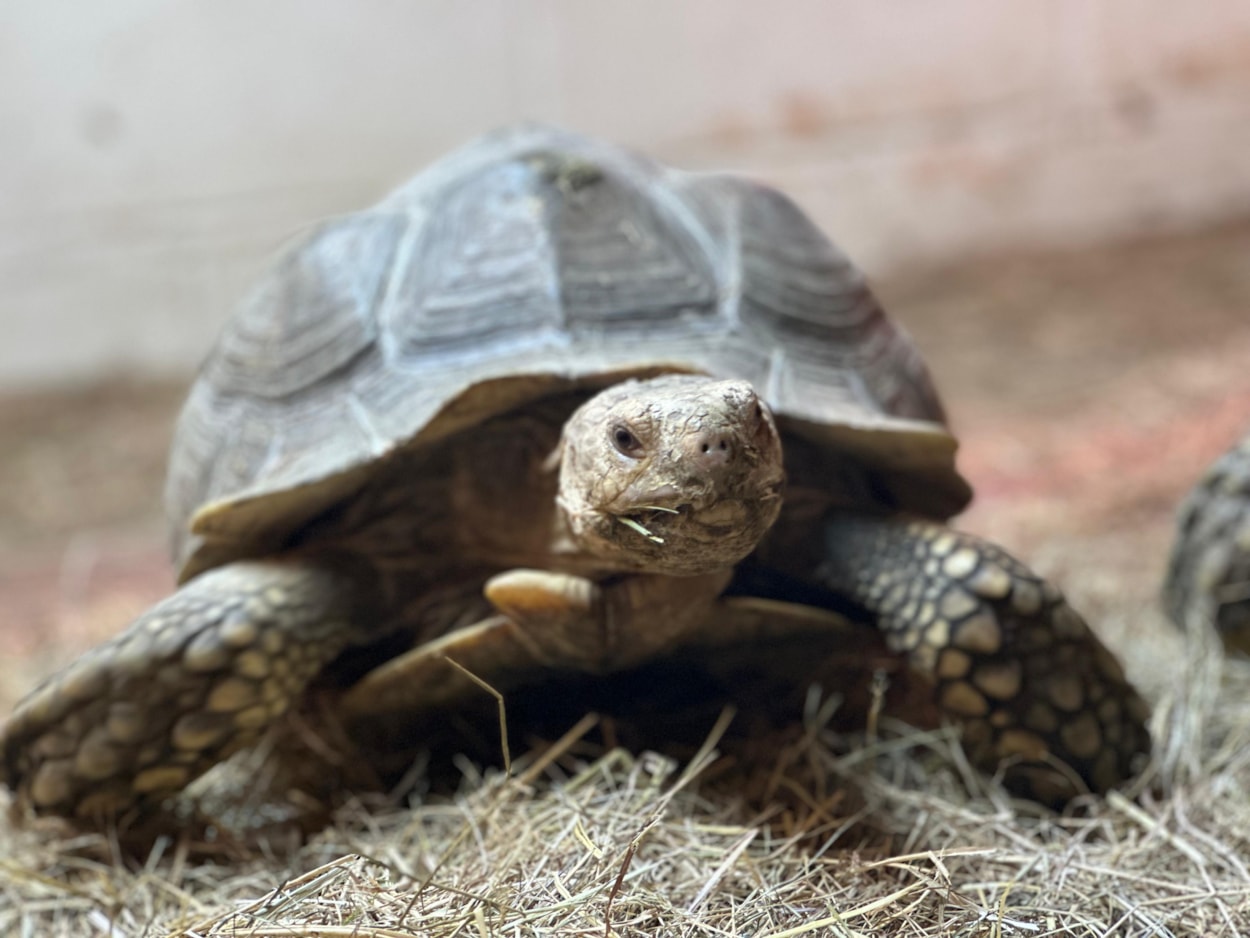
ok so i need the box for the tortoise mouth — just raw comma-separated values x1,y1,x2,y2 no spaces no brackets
613,485,783,546
560,475,784,575
614,504,690,544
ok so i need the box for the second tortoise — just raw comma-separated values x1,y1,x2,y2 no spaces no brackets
1166,430,1250,654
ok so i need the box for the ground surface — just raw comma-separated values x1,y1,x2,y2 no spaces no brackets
2,222,1249,935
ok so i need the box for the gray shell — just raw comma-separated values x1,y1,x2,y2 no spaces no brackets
167,125,971,580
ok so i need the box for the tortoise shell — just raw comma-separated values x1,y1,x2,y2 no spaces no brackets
167,125,970,581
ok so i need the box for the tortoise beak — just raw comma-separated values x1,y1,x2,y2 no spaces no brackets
611,483,684,513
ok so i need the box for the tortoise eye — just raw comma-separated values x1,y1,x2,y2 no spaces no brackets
611,424,643,456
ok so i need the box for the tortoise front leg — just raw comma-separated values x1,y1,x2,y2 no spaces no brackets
800,513,1152,803
2,560,364,819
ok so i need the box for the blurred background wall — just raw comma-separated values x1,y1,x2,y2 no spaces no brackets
4,0,1250,389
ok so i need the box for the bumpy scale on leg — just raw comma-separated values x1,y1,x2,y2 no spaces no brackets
817,513,1152,803
1165,433,1250,654
1,561,359,819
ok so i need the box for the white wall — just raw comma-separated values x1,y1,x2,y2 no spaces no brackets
4,1,1250,388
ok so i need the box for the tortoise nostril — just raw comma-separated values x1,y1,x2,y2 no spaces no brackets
690,431,735,473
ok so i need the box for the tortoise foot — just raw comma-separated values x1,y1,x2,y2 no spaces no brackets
2,561,356,820
815,513,1152,804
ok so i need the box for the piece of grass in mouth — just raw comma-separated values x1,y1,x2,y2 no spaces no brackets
619,505,680,544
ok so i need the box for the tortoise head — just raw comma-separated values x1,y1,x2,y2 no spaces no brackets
555,374,785,575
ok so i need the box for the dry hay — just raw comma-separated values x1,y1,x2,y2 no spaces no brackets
0,607,1248,938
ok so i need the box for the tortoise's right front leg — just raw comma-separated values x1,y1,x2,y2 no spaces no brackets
2,560,364,819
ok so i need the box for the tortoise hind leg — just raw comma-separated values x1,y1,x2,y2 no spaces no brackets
805,512,1152,803
2,560,364,819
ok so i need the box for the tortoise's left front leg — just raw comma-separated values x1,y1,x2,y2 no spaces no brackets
780,512,1152,803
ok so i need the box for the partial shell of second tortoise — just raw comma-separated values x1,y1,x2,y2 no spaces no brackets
1165,430,1250,653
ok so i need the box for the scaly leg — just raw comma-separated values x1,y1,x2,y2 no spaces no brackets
2,560,367,818
803,512,1151,803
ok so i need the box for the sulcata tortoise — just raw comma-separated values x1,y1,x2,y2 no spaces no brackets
1165,431,1250,653
2,126,1150,822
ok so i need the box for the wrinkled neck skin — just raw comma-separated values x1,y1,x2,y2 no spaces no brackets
552,374,785,577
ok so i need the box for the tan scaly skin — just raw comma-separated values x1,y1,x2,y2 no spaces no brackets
1,374,1149,821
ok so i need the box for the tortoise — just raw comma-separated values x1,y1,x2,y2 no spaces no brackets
1,126,1151,823
1165,431,1250,653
